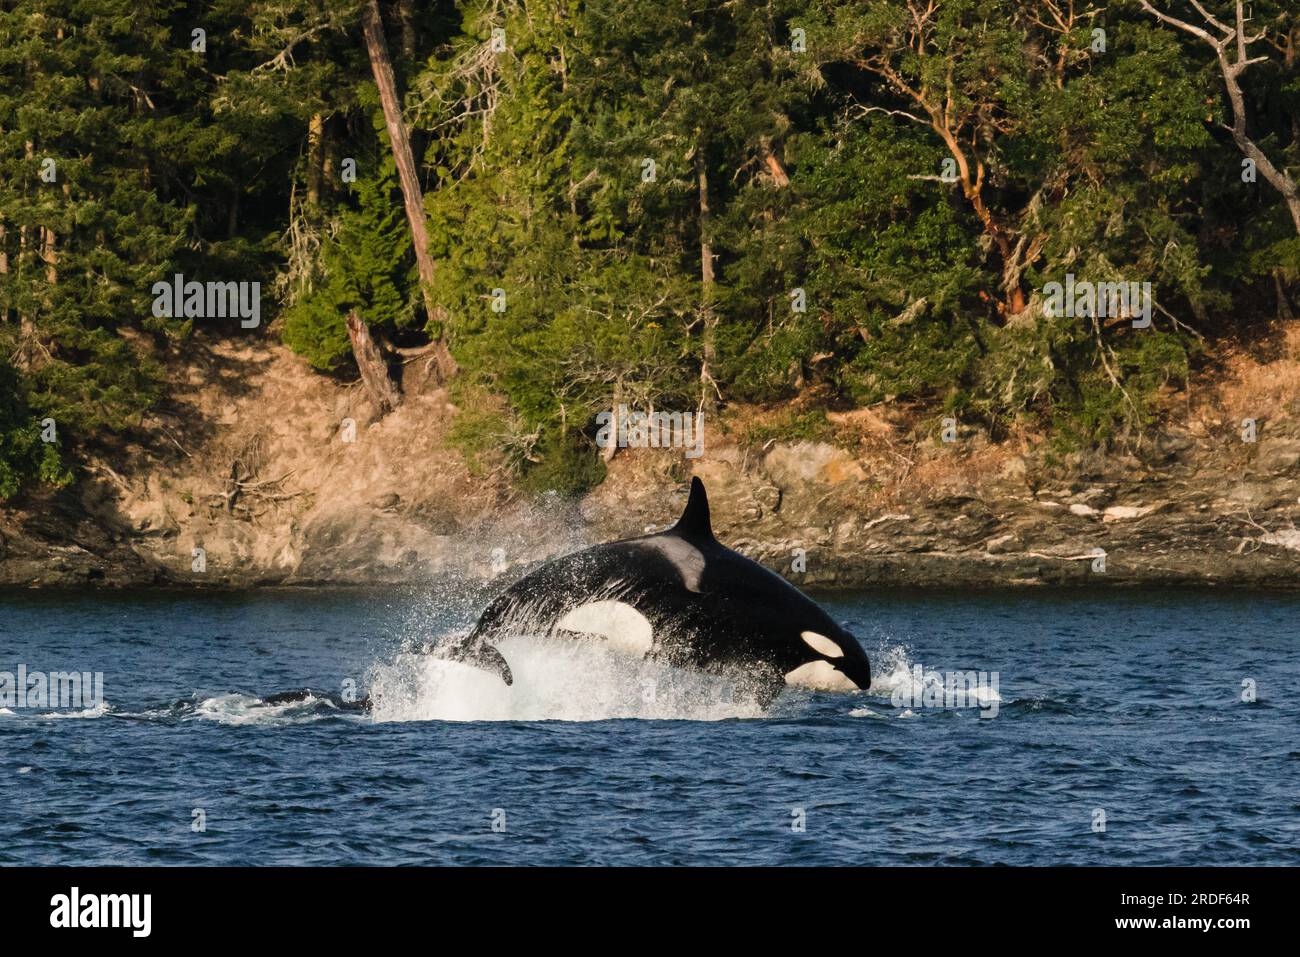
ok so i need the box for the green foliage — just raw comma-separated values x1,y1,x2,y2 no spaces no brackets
417,0,709,488
0,361,71,501
4,0,1300,497
0,0,296,492
282,160,418,370
409,0,1295,485
516,428,608,496
741,409,837,449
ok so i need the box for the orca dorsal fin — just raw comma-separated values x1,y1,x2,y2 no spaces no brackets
671,477,714,541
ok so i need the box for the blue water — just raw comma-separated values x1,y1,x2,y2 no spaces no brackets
1,587,1296,865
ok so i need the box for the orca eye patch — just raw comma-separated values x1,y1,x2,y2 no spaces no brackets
800,631,843,658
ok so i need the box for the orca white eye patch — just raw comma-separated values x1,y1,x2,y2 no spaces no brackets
800,631,843,658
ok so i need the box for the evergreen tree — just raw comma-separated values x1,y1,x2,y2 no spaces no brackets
1,0,1298,497
282,153,419,369
0,0,197,493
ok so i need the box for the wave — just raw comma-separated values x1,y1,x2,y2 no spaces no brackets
0,701,112,720
35,701,111,720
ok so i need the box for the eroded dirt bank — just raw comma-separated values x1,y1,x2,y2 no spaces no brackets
2,329,1299,590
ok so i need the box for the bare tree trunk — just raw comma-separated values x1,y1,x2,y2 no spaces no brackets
853,41,1036,319
696,145,717,410
361,0,458,382
306,112,325,211
41,226,55,284
397,0,416,60
602,382,621,463
322,115,337,191
762,148,790,187
1220,50,1300,234
0,128,9,291
1275,269,1295,323
19,140,32,334
346,310,401,415
16,317,36,370
0,222,8,326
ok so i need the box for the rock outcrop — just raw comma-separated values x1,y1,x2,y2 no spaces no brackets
3,331,1299,590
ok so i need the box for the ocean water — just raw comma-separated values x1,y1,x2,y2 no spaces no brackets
0,586,1296,865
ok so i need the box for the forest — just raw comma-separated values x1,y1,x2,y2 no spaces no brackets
2,0,1299,496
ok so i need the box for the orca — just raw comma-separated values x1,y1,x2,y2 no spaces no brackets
262,689,372,712
441,477,872,704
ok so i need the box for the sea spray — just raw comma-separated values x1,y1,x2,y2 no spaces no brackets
366,634,767,722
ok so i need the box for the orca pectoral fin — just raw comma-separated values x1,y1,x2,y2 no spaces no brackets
428,631,514,686
471,644,514,686
436,640,513,686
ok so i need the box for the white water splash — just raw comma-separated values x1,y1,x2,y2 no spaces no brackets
367,634,767,722
33,701,110,720
847,706,888,718
866,643,929,700
855,642,1001,716
0,702,111,720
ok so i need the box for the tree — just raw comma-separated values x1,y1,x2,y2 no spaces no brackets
2,0,1299,498
0,0,202,476
360,0,457,383
1140,0,1300,234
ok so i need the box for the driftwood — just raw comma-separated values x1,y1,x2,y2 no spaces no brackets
346,310,401,415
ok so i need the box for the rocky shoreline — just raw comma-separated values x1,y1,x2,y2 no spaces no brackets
2,338,1298,592
4,435,1298,591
